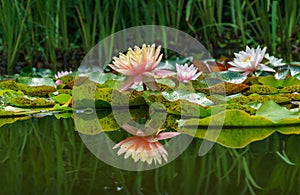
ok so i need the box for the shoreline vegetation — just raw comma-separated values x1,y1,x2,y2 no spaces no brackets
0,0,299,75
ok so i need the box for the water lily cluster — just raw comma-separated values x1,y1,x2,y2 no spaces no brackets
109,44,202,92
106,44,289,165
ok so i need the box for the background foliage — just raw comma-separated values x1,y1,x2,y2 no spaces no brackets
0,0,299,74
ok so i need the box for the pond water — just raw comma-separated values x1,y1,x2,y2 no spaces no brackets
0,115,299,194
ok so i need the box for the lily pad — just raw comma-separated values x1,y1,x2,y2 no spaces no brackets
207,71,247,84
51,94,72,104
162,90,214,107
246,84,278,95
16,77,55,87
258,76,300,88
256,101,299,122
176,109,300,148
9,97,55,108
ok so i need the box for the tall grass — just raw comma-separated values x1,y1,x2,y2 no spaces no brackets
0,0,299,74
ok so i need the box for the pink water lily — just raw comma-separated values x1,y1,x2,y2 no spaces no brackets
113,124,180,165
109,44,175,92
176,63,202,83
228,46,275,76
54,70,72,86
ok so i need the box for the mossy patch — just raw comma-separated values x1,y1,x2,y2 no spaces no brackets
280,85,300,93
0,80,56,97
228,95,290,105
0,80,19,90
21,85,56,97
146,94,208,117
246,84,278,95
197,82,249,95
9,97,55,107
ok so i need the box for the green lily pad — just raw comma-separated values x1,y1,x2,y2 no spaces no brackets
162,90,214,107
145,94,208,117
207,71,247,84
51,94,72,104
258,76,300,88
16,77,55,87
256,101,299,122
176,109,300,148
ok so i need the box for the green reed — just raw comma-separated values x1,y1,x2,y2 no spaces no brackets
0,0,299,73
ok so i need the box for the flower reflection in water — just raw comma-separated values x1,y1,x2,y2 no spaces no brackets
113,124,180,165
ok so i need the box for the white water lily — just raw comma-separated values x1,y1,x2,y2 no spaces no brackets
265,53,286,67
55,70,72,79
176,63,202,83
228,46,275,76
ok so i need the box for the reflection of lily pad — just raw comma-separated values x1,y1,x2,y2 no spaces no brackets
0,116,31,127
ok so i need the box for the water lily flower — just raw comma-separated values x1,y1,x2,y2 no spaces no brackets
54,70,72,86
109,44,175,92
176,63,202,83
228,46,275,76
55,70,72,79
265,53,286,67
113,124,180,165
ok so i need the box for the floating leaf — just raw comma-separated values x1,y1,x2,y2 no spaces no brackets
246,84,278,95
207,71,247,84
258,76,300,88
176,109,300,148
9,97,55,108
162,90,214,107
198,82,249,95
16,77,55,87
280,85,300,93
51,94,72,104
256,101,299,122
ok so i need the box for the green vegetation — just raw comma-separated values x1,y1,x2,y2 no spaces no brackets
0,0,299,74
1,118,300,194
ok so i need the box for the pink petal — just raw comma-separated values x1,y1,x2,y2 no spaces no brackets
157,132,180,140
154,69,176,77
119,77,135,92
121,124,145,135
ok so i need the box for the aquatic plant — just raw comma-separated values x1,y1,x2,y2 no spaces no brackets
54,70,72,86
228,46,275,76
109,44,175,92
176,63,202,83
264,53,286,67
113,124,180,164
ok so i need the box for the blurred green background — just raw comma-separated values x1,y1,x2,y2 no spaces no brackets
0,0,299,74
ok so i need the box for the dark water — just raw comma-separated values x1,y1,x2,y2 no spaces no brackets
0,116,299,195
